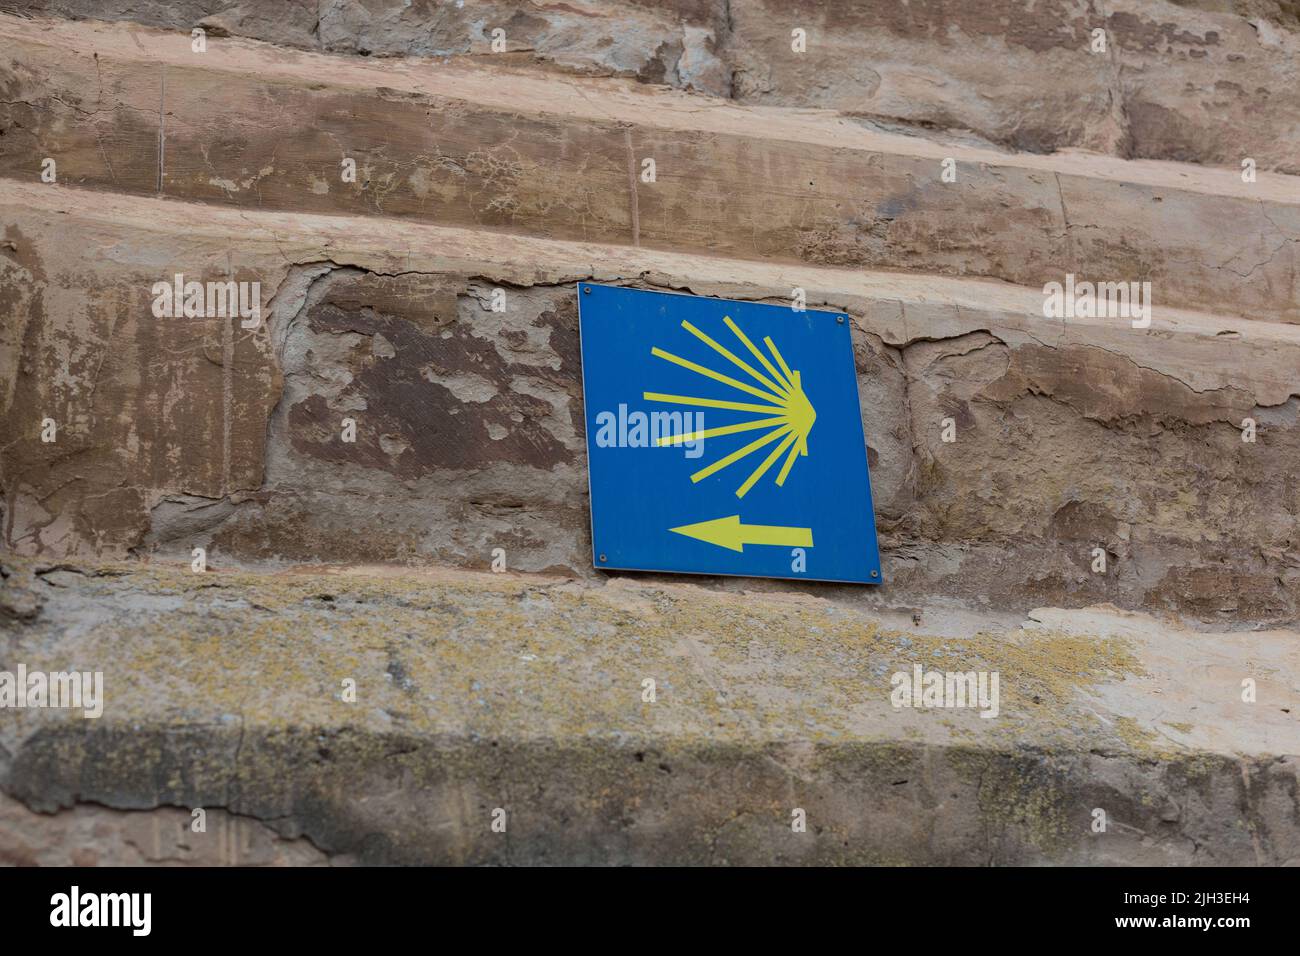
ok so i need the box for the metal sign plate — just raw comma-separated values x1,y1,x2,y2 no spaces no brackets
578,284,882,584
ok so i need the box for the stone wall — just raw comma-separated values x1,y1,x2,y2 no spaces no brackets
1,3,1297,865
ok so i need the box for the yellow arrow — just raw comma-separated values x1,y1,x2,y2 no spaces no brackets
669,515,813,553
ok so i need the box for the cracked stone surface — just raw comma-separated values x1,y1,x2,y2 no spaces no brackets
3,181,1297,626
0,794,331,865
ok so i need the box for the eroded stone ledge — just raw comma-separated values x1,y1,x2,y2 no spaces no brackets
5,1,1300,173
1,559,1296,864
3,13,1299,323
3,183,1298,625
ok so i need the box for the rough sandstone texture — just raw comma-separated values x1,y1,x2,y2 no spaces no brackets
727,0,1300,173
0,6,1298,864
5,0,1300,171
3,182,1297,625
4,15,1300,326
2,559,1297,865
0,794,330,866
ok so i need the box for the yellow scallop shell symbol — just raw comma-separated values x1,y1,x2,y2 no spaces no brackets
643,316,816,499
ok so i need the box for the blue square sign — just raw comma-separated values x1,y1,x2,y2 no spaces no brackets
577,284,882,584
